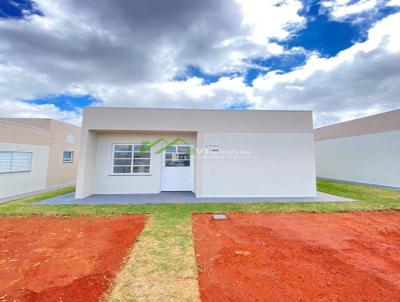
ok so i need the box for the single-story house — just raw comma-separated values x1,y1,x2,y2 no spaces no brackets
76,107,316,199
0,118,81,201
315,109,400,188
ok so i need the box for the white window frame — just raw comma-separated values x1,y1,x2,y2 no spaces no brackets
0,151,32,173
63,151,74,163
111,143,151,175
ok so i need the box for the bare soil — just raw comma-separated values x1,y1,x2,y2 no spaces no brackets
193,211,400,302
0,215,146,302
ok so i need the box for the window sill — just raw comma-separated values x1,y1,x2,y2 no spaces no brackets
109,173,152,176
0,170,31,174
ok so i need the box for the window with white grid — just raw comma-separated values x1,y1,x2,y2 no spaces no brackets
0,151,32,173
112,144,151,174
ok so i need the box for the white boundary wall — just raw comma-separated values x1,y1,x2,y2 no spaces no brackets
315,130,400,188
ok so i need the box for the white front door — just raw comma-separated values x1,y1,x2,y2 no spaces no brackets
161,145,194,191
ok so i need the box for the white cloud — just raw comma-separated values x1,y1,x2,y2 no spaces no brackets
386,0,400,6
252,12,400,126
321,0,380,20
0,0,399,127
0,0,305,123
236,0,305,44
0,99,81,125
86,76,255,110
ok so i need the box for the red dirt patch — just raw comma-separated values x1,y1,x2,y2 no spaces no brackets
193,211,400,302
0,215,146,302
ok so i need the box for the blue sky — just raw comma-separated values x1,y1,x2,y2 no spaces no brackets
0,0,42,19
0,0,399,126
182,0,399,88
31,95,97,111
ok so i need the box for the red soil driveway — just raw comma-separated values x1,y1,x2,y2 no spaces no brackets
0,215,146,302
193,211,400,302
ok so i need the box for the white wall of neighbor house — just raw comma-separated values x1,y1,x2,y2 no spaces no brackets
315,130,400,188
91,132,196,194
197,132,317,197
0,142,49,199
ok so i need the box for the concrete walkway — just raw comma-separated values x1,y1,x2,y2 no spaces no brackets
38,191,353,205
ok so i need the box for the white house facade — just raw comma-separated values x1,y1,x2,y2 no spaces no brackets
315,110,400,188
76,108,317,198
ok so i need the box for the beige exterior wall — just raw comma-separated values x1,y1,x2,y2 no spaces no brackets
46,120,81,187
0,120,50,145
0,118,81,199
76,108,316,198
0,118,52,131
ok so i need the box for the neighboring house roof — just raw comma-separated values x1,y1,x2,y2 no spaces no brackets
0,118,81,146
314,109,400,141
0,118,77,130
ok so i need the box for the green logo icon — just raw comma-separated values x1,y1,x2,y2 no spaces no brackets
140,137,192,154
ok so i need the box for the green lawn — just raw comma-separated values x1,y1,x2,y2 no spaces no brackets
1,179,399,301
0,179,399,217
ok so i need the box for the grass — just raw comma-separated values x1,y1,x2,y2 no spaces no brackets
0,179,399,301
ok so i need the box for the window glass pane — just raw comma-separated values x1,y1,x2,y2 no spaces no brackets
134,145,149,152
115,145,132,151
113,166,131,173
63,151,73,162
165,146,176,153
0,152,31,172
165,160,180,167
178,154,190,160
165,159,190,167
165,153,172,159
0,152,12,172
113,144,151,174
134,151,150,159
133,166,150,173
12,152,32,171
114,151,132,158
134,159,150,165
114,158,132,165
178,146,191,153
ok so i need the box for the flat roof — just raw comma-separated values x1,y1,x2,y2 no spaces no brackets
315,109,400,141
85,106,312,112
82,107,313,133
0,118,79,129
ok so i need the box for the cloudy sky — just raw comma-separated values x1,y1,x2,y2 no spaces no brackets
0,0,399,127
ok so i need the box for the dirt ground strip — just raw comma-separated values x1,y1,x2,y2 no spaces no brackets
193,211,400,302
0,215,146,302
